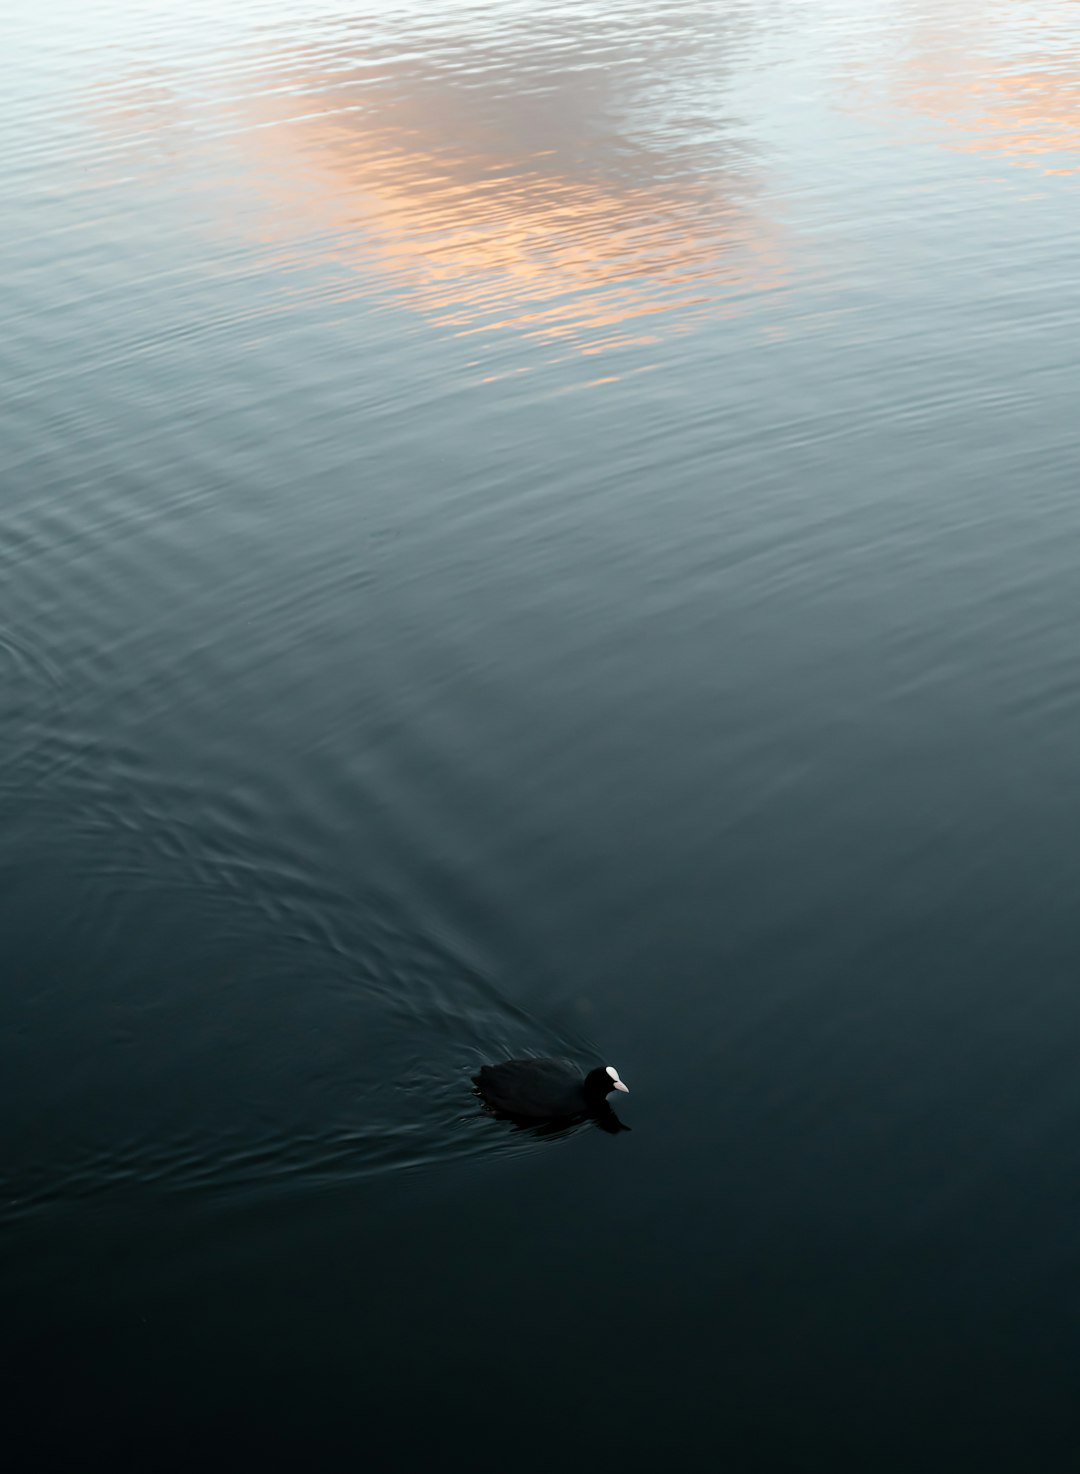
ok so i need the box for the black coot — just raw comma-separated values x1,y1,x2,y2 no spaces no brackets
472,1058,629,1125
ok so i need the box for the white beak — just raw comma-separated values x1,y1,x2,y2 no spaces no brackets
613,1080,629,1093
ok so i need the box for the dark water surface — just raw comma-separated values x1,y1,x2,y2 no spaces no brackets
5,1,1080,1465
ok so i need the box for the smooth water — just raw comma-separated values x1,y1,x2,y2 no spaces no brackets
4,1,1080,1465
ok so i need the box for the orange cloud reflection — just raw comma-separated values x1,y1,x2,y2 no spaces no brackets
243,65,788,367
867,9,1080,174
97,14,789,373
259,124,773,340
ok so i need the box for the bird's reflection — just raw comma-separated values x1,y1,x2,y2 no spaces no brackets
475,1098,631,1138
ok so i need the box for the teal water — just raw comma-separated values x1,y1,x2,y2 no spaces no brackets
4,2,1080,1466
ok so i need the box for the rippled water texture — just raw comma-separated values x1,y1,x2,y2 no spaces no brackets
4,1,1080,1467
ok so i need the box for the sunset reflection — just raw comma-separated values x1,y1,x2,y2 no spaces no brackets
94,7,787,371
866,6,1080,174
242,111,785,356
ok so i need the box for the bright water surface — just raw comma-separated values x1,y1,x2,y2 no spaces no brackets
4,1,1080,1466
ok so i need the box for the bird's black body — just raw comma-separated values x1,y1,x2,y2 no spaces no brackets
472,1057,629,1130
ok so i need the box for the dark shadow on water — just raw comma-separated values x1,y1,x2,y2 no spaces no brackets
474,1096,631,1139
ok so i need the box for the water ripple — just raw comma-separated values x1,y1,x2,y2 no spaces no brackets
0,626,64,783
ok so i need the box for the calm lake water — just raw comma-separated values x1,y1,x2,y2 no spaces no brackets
4,0,1080,1465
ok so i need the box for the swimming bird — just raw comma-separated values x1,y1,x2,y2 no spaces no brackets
472,1058,629,1121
